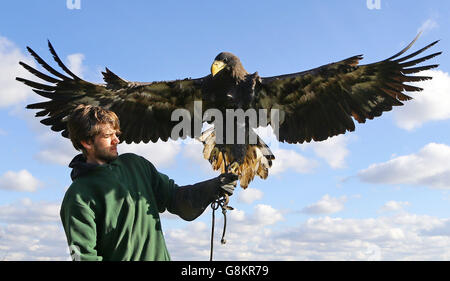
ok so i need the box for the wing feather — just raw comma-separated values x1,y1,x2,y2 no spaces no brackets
18,61,61,83
18,41,206,142
257,35,440,143
47,40,82,80
25,46,71,80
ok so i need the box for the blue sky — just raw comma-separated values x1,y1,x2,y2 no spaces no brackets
0,0,449,260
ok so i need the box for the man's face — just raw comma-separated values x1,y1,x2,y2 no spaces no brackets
84,123,120,164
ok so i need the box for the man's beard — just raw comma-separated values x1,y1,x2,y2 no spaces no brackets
93,143,118,163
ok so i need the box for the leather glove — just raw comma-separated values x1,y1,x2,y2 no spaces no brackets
169,173,239,221
217,173,238,196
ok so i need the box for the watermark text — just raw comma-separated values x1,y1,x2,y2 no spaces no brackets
66,0,81,10
367,0,381,10
171,101,281,145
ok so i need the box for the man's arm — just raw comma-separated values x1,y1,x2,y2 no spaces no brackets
138,154,237,221
168,173,238,221
60,196,102,261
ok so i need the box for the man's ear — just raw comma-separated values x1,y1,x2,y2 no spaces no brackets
80,139,93,152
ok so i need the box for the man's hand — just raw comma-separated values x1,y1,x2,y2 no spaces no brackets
217,173,238,196
171,173,239,221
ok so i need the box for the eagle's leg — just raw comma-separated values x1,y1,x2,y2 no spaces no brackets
229,144,247,171
218,145,244,175
210,147,220,163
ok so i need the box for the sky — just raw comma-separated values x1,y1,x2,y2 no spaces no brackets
0,0,449,261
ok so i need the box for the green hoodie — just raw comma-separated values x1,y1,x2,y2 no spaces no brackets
60,153,177,261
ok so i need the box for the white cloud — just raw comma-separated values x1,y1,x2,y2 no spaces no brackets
120,140,181,168
270,148,318,175
254,125,280,151
394,70,450,131
255,126,322,176
1,198,449,261
237,187,263,204
358,143,450,189
165,203,284,260
36,149,76,166
0,199,68,261
66,53,85,78
301,194,347,215
251,204,284,226
418,19,439,34
165,207,450,261
422,220,450,236
181,140,218,177
34,132,77,166
0,198,60,224
0,35,37,107
0,223,68,261
379,201,410,212
0,170,41,192
9,105,75,166
302,134,351,169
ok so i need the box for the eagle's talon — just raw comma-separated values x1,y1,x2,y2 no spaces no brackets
228,162,240,174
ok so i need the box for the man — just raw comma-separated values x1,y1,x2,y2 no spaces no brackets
60,104,237,261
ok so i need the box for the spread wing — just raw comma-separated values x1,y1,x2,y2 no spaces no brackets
256,35,441,144
17,41,207,143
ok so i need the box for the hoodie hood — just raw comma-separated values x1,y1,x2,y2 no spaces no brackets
69,154,100,181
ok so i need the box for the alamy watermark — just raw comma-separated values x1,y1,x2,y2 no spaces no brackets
367,0,381,10
171,101,281,145
67,0,81,10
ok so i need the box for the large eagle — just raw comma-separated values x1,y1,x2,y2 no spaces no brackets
17,34,440,188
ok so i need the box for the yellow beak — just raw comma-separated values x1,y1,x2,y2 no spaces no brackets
211,60,226,77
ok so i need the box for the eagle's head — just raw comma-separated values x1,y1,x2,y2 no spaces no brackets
211,52,247,80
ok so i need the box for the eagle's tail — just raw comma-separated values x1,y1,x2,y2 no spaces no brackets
198,128,275,189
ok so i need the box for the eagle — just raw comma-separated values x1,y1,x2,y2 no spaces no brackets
17,34,440,188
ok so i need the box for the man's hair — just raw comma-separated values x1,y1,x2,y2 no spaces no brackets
67,104,120,153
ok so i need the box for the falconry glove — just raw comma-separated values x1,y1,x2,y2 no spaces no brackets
170,173,238,221
217,173,238,196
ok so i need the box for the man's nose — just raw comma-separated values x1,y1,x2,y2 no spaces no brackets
112,134,119,144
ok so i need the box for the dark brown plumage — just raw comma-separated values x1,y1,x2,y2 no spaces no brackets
17,34,441,188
